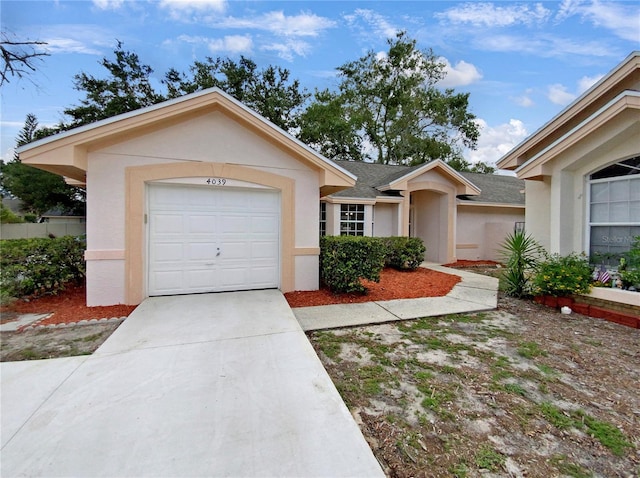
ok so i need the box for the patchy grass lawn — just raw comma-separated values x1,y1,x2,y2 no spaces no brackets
307,295,640,477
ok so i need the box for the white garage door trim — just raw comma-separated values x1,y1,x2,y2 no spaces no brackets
147,183,280,296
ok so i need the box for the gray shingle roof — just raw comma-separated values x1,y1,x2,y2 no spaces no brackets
458,172,525,205
326,160,525,205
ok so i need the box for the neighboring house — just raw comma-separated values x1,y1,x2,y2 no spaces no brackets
497,51,640,263
323,160,524,263
18,87,523,306
39,207,86,224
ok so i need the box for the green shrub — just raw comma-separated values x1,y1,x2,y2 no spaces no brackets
0,235,86,301
320,236,385,293
620,236,640,289
0,204,24,223
381,236,426,270
499,230,545,298
533,252,592,297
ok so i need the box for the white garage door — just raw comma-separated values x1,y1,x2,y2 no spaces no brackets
148,183,280,296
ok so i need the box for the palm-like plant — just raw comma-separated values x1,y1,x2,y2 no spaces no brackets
499,230,545,298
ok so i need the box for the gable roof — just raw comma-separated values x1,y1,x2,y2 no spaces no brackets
17,87,356,192
327,160,524,206
458,172,525,205
497,51,640,175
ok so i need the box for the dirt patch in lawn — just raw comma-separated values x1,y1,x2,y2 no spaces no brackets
307,293,640,477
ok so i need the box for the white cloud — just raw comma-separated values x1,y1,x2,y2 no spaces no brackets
546,73,605,106
438,58,482,87
39,24,113,55
92,0,124,10
577,73,604,94
176,34,252,55
465,118,529,166
556,0,639,42
159,0,227,20
343,9,398,39
261,40,311,62
215,11,335,37
45,38,102,55
436,2,551,27
547,83,577,105
478,33,612,58
513,94,534,108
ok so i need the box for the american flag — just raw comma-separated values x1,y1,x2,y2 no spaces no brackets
597,266,610,284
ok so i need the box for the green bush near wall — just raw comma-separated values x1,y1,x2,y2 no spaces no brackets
320,236,386,293
319,236,426,293
0,236,86,303
381,237,426,270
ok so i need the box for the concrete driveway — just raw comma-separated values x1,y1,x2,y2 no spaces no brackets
1,290,383,477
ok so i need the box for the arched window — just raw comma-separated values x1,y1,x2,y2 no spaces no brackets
588,156,640,264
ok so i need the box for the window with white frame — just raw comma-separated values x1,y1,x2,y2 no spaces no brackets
340,204,365,236
319,202,326,237
589,156,640,264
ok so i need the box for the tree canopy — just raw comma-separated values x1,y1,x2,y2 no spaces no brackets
0,114,85,217
13,35,494,184
299,32,480,167
163,56,308,132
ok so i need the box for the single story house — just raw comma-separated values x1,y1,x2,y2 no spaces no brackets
497,51,639,263
322,160,524,263
18,88,523,306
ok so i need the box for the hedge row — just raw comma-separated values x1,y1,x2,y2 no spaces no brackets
320,236,426,293
0,235,86,302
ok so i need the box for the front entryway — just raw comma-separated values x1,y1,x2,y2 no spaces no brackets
147,183,280,296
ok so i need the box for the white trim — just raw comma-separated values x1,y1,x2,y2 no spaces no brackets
456,201,525,209
515,91,640,176
16,87,357,183
497,51,640,169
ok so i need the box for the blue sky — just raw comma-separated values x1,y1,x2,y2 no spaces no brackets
1,0,638,167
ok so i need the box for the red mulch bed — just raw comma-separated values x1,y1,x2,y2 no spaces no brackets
2,267,462,324
284,267,461,308
0,283,137,326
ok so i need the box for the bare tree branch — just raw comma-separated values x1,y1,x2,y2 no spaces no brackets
1,32,49,86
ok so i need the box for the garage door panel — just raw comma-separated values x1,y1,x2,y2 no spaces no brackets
186,242,219,261
148,184,280,296
251,215,279,233
249,266,279,285
251,241,279,258
153,214,184,234
219,215,251,234
186,269,218,290
152,270,185,293
152,243,184,262
187,215,217,234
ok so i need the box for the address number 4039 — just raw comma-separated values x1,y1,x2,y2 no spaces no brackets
206,178,227,186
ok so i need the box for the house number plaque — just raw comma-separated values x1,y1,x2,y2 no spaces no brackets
206,178,227,186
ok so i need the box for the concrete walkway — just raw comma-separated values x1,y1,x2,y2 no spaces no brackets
1,290,383,477
294,264,499,331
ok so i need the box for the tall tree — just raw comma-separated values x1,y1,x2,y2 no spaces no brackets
300,32,479,166
64,41,164,127
298,89,365,161
164,56,308,132
0,31,49,86
0,114,85,216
